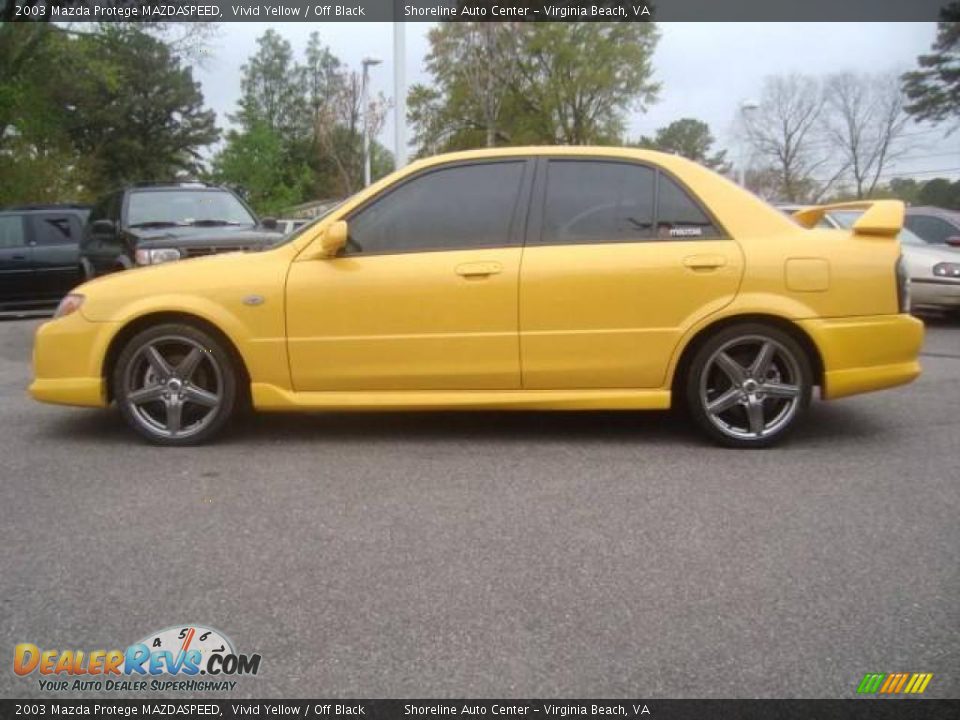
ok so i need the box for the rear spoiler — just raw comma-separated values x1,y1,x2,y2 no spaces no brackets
791,200,904,238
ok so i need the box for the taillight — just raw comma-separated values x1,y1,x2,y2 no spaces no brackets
895,255,910,313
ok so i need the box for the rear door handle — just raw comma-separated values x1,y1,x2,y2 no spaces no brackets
683,254,727,270
456,262,503,278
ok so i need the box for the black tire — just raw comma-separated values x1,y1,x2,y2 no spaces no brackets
685,323,813,448
112,323,238,446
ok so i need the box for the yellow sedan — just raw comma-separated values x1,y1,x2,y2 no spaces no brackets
30,147,923,447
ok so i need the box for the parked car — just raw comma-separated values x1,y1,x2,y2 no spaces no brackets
904,206,960,248
31,147,922,448
79,182,283,278
782,204,960,315
0,204,90,312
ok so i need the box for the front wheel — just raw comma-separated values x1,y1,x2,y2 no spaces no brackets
113,323,238,445
685,324,813,448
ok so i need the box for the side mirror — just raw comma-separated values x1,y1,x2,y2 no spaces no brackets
261,217,278,230
319,220,348,257
946,236,960,248
92,219,115,235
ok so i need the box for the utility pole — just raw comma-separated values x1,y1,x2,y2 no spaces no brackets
362,56,382,187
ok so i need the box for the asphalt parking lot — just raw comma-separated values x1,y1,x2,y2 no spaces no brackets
1,316,958,699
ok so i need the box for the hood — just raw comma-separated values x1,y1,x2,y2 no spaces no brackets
128,225,283,249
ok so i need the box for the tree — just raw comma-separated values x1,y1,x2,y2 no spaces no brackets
409,21,661,153
63,27,219,192
213,30,393,211
902,3,960,129
409,23,518,153
211,123,312,216
0,24,218,204
918,177,960,209
231,29,306,137
822,73,910,198
743,75,840,202
636,118,730,171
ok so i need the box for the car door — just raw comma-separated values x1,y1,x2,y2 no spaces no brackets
0,214,32,304
29,212,83,298
519,158,744,389
285,159,532,391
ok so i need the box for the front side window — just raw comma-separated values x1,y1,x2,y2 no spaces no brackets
347,161,525,254
0,216,25,249
127,190,256,228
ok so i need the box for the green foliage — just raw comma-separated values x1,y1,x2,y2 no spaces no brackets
0,24,218,205
635,118,730,171
902,3,960,127
917,177,960,209
213,30,394,214
210,123,311,217
409,21,660,154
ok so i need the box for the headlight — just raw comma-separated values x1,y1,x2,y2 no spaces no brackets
932,262,960,278
134,248,181,265
54,294,84,319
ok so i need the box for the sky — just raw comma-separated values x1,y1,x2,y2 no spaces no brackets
191,22,959,182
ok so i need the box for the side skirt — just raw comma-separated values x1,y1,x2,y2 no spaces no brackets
251,383,672,412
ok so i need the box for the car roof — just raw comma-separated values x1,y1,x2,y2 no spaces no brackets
906,206,960,222
1,204,90,212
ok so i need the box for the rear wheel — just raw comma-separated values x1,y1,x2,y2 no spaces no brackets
685,323,812,448
113,323,237,445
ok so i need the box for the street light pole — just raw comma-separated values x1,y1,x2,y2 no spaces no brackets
737,100,759,188
362,57,382,187
393,23,407,169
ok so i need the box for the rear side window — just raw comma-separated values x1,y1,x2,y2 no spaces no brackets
541,161,655,244
905,215,956,245
656,174,719,239
0,215,25,248
348,161,526,254
538,159,721,245
31,215,79,245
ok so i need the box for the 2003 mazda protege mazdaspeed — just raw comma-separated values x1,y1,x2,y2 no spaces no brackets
30,147,924,448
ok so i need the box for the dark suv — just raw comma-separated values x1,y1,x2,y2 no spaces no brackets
0,204,90,312
79,183,282,278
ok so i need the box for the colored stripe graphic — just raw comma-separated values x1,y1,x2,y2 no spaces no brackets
857,672,933,694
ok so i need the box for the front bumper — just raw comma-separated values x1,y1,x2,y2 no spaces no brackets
28,311,118,408
911,278,960,310
798,314,924,400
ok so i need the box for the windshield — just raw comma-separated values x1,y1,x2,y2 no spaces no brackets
127,190,256,227
828,210,926,246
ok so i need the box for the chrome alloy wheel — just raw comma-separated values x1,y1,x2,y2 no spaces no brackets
122,336,222,440
699,335,803,441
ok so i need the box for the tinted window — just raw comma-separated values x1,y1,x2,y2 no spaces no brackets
905,215,956,245
88,197,109,224
0,216,25,249
541,161,655,244
656,174,719,239
348,162,525,254
32,215,78,246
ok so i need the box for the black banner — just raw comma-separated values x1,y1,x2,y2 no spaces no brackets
1,0,955,22
1,700,959,720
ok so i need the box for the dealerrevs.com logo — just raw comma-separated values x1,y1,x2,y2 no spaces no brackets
14,625,261,693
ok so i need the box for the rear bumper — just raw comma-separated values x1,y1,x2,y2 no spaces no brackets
798,314,924,400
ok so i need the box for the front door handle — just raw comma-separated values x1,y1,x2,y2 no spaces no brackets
683,254,727,270
11,254,27,261
456,262,503,278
